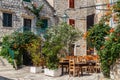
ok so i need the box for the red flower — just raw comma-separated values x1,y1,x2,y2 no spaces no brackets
109,28,114,33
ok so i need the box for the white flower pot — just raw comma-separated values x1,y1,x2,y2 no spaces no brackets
44,68,61,77
30,66,42,73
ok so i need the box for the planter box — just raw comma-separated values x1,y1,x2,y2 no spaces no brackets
30,66,42,73
44,68,61,77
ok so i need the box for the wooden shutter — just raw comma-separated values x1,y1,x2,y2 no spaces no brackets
69,19,75,27
69,0,74,8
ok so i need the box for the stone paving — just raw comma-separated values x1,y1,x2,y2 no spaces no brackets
0,66,106,80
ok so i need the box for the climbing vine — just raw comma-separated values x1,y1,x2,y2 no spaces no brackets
25,2,44,27
87,0,120,78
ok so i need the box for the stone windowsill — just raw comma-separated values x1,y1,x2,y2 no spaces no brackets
0,8,14,13
1,27,14,30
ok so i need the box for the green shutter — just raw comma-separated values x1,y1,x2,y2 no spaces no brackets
23,0,31,2
41,19,48,29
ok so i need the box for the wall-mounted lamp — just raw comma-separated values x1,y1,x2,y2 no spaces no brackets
61,12,69,23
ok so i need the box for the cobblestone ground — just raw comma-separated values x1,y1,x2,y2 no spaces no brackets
0,67,106,80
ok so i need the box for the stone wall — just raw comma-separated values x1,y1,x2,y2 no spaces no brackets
0,0,58,41
110,59,120,80
53,0,95,56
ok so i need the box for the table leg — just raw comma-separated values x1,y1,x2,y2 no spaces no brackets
81,67,83,76
61,64,64,75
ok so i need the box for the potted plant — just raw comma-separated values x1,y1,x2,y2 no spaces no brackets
42,26,63,76
26,38,44,73
43,42,62,76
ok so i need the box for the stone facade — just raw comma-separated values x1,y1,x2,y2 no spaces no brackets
110,59,120,80
0,0,58,41
53,0,95,56
95,0,117,23
95,0,109,23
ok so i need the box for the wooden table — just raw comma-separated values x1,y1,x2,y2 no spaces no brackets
75,62,89,76
76,61,96,76
59,61,69,75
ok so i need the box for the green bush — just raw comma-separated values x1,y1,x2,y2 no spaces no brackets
42,23,82,69
26,38,43,67
0,31,42,67
87,0,120,77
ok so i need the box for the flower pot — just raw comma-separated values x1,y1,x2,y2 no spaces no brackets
30,66,42,73
44,68,61,77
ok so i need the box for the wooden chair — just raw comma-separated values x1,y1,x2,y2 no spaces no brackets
69,59,80,77
78,56,84,62
59,57,69,74
93,56,101,73
83,55,95,73
80,56,89,74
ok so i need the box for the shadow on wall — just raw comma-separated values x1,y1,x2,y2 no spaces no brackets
0,76,13,80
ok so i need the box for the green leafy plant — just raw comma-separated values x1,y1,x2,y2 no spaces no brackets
0,31,42,67
42,23,82,69
87,20,110,51
99,25,120,77
87,0,120,78
26,38,43,67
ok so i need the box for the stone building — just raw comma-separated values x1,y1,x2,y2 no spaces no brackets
95,0,117,24
53,0,95,56
0,0,58,41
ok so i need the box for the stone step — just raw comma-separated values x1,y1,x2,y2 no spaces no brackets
0,56,13,66
0,56,14,72
0,62,13,67
0,68,15,72
0,67,15,72
0,65,13,68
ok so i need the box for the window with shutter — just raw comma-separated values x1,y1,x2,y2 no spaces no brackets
69,0,74,8
23,19,31,32
3,13,12,27
69,19,75,27
23,0,31,2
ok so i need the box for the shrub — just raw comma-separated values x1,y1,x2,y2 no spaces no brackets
87,0,120,77
0,31,42,67
42,23,82,69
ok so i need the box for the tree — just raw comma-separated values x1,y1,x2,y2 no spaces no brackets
42,23,82,69
87,0,120,77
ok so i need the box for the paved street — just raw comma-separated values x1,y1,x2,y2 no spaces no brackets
0,66,105,80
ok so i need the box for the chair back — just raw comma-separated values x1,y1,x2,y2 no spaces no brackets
69,59,75,72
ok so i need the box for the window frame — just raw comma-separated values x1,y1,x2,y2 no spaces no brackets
3,13,12,27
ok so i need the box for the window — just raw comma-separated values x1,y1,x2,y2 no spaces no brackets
23,0,31,2
69,0,74,8
23,19,31,32
69,19,75,27
41,19,48,29
3,13,12,27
